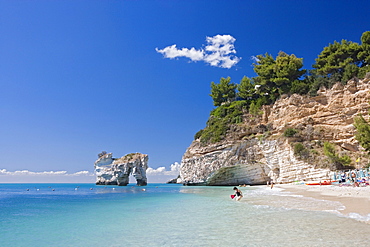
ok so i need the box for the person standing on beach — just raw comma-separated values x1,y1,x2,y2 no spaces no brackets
233,187,243,201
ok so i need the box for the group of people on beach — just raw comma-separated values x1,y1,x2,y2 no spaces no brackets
336,169,370,187
231,169,370,201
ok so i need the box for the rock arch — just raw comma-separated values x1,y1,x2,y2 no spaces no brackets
94,152,148,186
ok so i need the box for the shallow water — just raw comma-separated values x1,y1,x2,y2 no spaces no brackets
1,183,369,246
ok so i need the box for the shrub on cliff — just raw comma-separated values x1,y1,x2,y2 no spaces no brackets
199,116,228,144
210,100,247,121
283,128,298,137
98,151,107,158
194,129,203,140
323,141,352,168
354,115,370,154
293,143,310,159
294,143,304,154
249,97,266,116
195,101,247,144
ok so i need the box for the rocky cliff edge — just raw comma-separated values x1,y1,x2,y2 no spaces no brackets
180,77,370,185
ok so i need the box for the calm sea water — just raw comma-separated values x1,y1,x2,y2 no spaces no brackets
1,183,369,247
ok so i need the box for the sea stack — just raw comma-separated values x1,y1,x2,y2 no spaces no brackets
94,152,148,186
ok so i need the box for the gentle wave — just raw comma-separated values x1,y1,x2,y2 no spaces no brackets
1,183,370,246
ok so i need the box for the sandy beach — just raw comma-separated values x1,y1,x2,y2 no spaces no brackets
275,184,370,220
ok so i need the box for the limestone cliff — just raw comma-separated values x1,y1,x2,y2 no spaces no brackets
180,77,370,185
94,152,148,186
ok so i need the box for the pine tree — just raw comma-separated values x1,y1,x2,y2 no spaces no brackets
252,51,305,102
210,77,237,106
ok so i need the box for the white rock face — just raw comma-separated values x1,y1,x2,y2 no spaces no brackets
94,153,148,186
181,139,332,185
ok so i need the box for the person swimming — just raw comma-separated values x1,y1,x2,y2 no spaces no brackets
233,187,243,201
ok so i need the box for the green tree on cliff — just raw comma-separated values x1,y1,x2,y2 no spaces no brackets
252,51,306,103
237,76,255,101
210,77,237,106
312,39,362,83
359,31,370,62
354,115,370,154
358,31,370,77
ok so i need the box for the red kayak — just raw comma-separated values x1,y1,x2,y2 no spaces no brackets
306,181,332,185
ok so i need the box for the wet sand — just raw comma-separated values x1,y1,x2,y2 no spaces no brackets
276,184,370,217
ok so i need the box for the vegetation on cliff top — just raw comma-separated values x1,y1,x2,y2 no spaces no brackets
98,151,107,158
195,31,370,146
193,31,370,169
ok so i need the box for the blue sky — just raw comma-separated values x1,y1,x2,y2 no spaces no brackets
1,0,369,182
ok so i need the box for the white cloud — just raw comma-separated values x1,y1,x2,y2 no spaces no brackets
72,171,92,176
0,164,181,184
146,162,180,183
155,45,204,61
146,162,180,176
156,34,241,69
0,169,95,183
0,169,94,176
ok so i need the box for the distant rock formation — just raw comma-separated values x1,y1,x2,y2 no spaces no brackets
166,175,181,184
180,77,370,185
94,152,148,186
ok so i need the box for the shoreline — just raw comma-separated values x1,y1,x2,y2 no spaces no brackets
275,184,370,221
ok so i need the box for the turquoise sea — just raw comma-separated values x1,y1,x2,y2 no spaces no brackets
1,183,370,247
